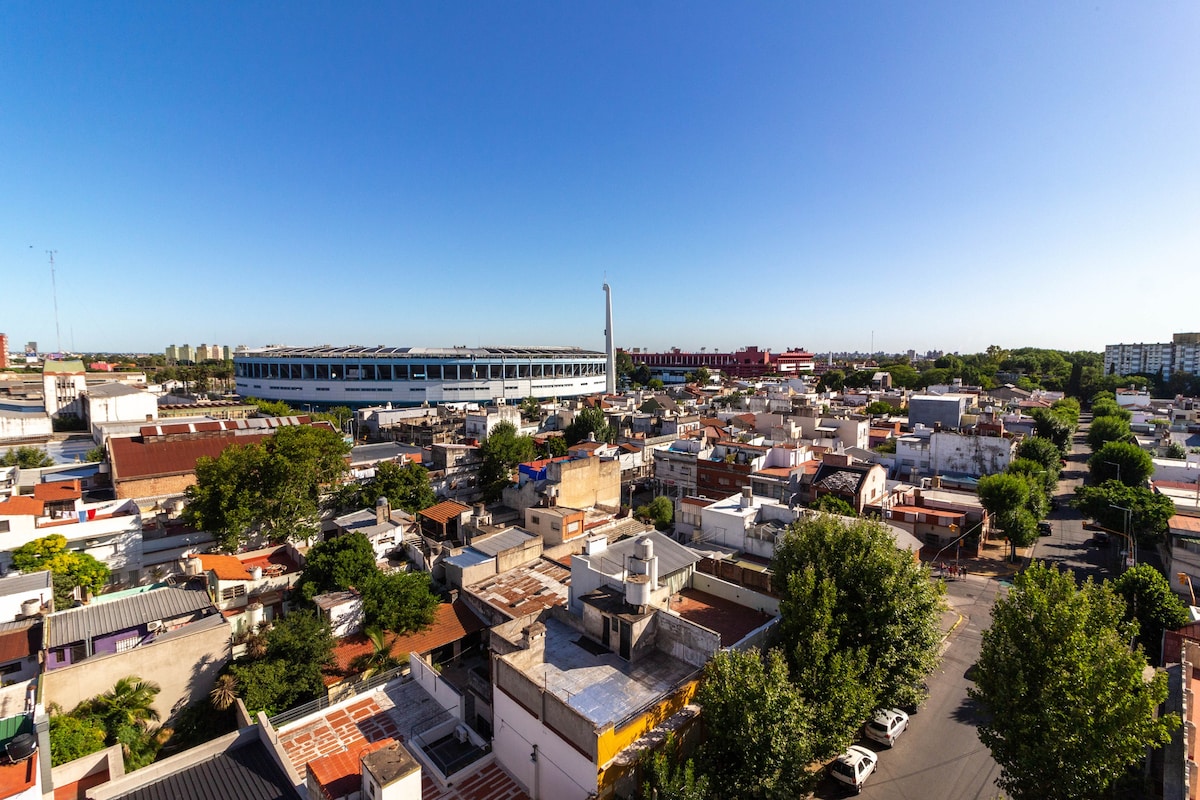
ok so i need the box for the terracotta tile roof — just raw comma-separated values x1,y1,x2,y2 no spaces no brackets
681,496,711,507
670,588,773,646
330,601,486,676
1157,480,1200,492
1170,515,1200,534
33,480,81,502
200,554,253,581
467,558,570,619
109,432,272,481
279,696,402,769
419,500,471,525
754,466,793,478
309,737,395,799
421,762,530,800
0,496,44,517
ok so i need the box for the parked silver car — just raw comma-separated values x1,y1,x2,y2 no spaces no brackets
863,707,910,747
831,744,878,794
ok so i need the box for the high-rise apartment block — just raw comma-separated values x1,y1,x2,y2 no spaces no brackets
1105,332,1200,380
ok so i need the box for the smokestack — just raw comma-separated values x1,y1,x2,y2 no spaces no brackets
604,283,616,394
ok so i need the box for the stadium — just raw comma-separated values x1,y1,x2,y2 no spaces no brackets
233,345,608,408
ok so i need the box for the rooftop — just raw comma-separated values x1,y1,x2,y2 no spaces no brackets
505,617,698,730
47,583,214,647
240,345,604,360
420,500,471,526
669,588,774,647
466,558,570,618
329,601,486,678
98,735,299,800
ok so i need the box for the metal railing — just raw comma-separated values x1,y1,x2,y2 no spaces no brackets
267,664,411,729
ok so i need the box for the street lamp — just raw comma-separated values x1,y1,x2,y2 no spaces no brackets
1109,503,1135,570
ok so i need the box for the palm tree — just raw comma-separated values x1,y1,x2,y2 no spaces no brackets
349,627,403,679
209,674,238,711
93,676,161,732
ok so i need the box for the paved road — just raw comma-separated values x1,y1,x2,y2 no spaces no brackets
811,576,1005,799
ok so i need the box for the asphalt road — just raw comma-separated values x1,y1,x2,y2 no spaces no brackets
811,575,1005,799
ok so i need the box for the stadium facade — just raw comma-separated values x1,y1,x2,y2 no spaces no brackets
233,345,608,408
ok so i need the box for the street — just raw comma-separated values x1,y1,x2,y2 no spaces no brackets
811,575,1005,799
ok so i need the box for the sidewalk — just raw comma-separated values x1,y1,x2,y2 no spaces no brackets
921,538,1035,581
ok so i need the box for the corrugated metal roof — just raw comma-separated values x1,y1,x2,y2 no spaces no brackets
579,530,702,578
419,500,471,525
0,571,52,598
48,585,214,647
470,528,535,557
109,737,300,800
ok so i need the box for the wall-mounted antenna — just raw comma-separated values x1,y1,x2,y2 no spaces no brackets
47,250,61,353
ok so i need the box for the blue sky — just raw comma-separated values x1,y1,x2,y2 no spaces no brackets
2,3,1198,357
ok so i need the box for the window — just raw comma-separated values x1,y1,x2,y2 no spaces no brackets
0,521,8,533
221,585,246,600
116,636,140,653
530,514,541,525
0,661,22,676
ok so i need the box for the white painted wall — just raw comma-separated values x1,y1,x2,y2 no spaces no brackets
493,689,598,800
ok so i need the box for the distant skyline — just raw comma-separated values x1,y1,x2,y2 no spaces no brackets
2,3,1198,356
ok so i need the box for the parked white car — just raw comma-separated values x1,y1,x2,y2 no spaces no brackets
831,744,878,794
863,707,910,747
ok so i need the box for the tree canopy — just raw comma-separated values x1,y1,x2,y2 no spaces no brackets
564,406,612,446
971,562,1176,800
1072,480,1176,542
0,445,55,468
1112,565,1190,664
771,515,943,753
478,421,535,501
808,494,857,517
360,571,440,634
977,473,1039,561
227,610,336,716
183,424,350,551
1086,415,1133,451
1087,440,1153,487
634,496,674,530
50,676,168,769
12,534,110,607
695,648,815,799
359,460,436,515
296,533,377,600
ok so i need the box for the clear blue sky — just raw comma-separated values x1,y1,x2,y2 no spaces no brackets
2,3,1198,357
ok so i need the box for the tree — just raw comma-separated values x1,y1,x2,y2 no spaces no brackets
518,396,541,421
977,473,1039,561
970,563,1176,800
1112,565,1190,664
808,494,857,516
639,732,709,800
1087,415,1132,451
1030,408,1074,456
1088,440,1153,487
634,496,674,530
1006,458,1053,517
865,400,899,416
1072,481,1176,542
11,534,110,607
695,648,816,799
209,674,238,711
64,676,169,770
1166,441,1188,460
565,407,612,446
48,713,106,766
83,445,105,463
350,626,405,678
359,570,439,633
360,460,436,514
229,610,336,716
296,533,377,601
538,436,568,458
183,424,350,550
0,445,55,468
1015,436,1063,476
772,515,943,752
816,369,845,392
478,421,536,500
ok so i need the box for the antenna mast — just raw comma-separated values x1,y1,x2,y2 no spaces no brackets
47,250,61,353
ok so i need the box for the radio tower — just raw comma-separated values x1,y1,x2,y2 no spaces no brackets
47,250,62,353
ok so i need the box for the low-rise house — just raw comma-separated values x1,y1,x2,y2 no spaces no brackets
192,546,303,637
332,499,415,562
41,582,227,721
805,455,887,514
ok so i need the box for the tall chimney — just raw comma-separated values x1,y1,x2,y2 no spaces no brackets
376,496,391,526
604,283,616,394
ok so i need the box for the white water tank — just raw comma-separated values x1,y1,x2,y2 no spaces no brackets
635,536,654,561
20,598,39,617
246,602,264,631
249,566,263,581
185,556,204,576
625,574,651,608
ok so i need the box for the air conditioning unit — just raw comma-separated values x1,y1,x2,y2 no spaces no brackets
147,620,163,632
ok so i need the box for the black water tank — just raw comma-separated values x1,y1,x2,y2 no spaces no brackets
6,733,37,762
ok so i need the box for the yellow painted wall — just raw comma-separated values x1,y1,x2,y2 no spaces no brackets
595,679,699,785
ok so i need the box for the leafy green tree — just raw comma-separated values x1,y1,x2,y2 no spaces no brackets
83,445,105,463
693,366,711,385
296,533,377,600
639,732,708,800
615,350,635,380
971,563,1176,800
311,405,353,432
883,363,920,388
360,571,439,633
977,473,1039,561
519,396,542,421
229,610,336,716
1166,441,1188,459
1091,398,1132,422
772,515,943,750
1088,440,1153,487
1006,458,1053,517
478,421,536,500
1072,481,1176,542
1015,436,1063,476
350,626,405,678
1087,415,1132,451
360,460,436,514
816,369,845,392
1112,565,1190,664
695,648,816,799
48,713,106,765
184,424,350,550
1030,408,1074,456
565,407,612,446
538,436,569,458
12,534,110,607
0,445,55,468
808,494,857,516
634,496,674,530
